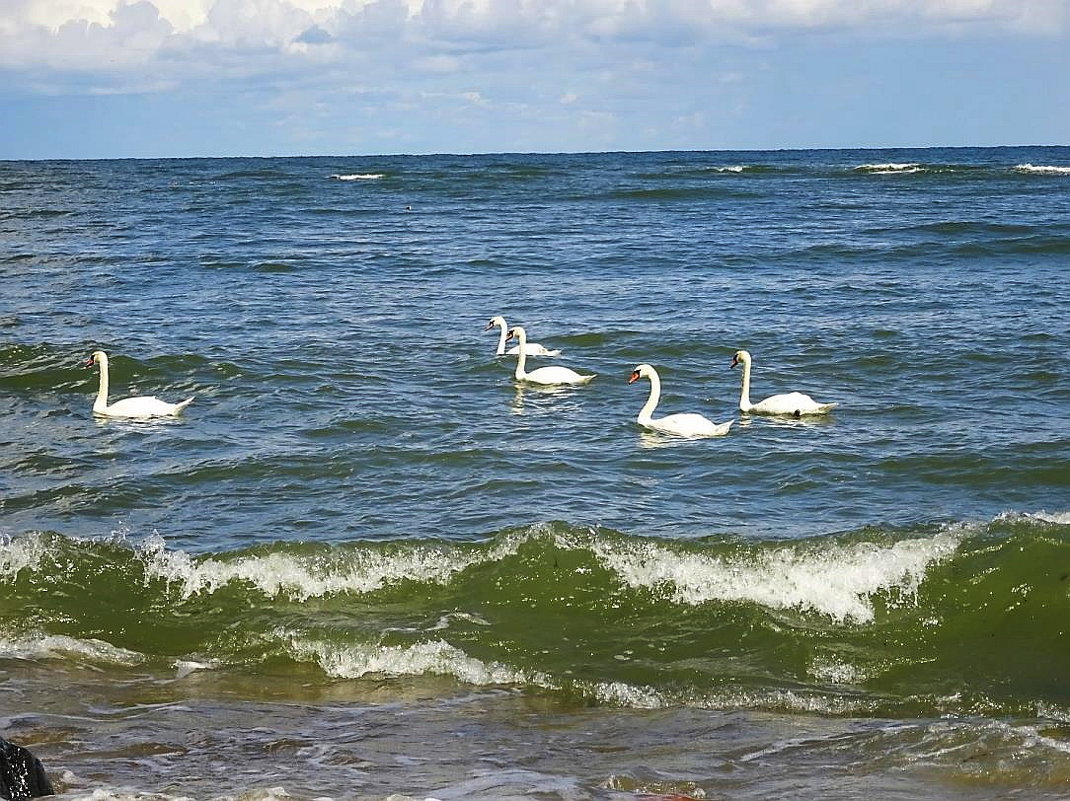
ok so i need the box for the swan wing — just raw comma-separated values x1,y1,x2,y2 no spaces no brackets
522,366,594,386
649,413,733,438
98,395,193,418
752,392,836,416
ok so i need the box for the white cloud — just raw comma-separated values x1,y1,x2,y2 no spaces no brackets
415,54,462,73
0,0,1064,92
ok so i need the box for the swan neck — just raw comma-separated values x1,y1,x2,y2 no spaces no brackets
638,371,660,423
495,324,507,355
94,353,110,411
738,358,752,411
513,330,527,379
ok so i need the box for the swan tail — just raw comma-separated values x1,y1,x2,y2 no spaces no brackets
803,402,838,416
174,397,195,414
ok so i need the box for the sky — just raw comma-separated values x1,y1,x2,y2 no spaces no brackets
1,0,1068,159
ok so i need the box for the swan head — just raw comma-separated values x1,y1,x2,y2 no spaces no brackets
730,350,751,369
505,326,525,343
485,315,506,331
628,363,654,384
84,350,106,369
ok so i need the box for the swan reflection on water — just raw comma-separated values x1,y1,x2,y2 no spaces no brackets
511,383,585,415
733,414,837,431
91,415,190,432
635,423,740,449
636,429,710,449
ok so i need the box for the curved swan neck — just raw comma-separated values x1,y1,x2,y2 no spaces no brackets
93,351,110,411
737,355,753,412
494,321,507,355
512,328,527,379
638,369,661,423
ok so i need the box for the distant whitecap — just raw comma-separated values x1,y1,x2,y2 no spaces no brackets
329,173,385,181
854,163,922,175
1014,164,1070,176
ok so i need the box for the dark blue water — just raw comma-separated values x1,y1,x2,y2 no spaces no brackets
2,148,1070,800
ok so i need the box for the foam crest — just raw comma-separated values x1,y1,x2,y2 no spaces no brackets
1014,164,1070,176
174,659,216,679
138,534,521,601
1029,510,1070,525
0,633,143,665
286,635,550,688
0,532,49,578
993,509,1070,527
589,681,871,715
329,173,384,180
590,680,664,709
855,162,922,175
591,533,961,623
67,790,200,801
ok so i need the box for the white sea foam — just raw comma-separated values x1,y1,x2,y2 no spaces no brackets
1035,701,1070,723
238,788,294,801
995,509,1070,526
0,531,50,578
720,686,873,716
286,635,552,689
66,789,204,801
809,656,868,685
855,162,922,175
329,173,384,181
0,633,143,665
174,658,216,679
1014,164,1070,176
138,532,524,601
589,532,962,623
290,633,673,709
590,680,664,709
65,787,302,801
428,611,492,631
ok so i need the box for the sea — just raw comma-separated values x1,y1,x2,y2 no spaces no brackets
2,147,1069,800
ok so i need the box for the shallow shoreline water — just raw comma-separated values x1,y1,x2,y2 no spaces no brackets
7,672,1070,801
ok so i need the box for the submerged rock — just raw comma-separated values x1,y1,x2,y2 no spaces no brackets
0,739,53,800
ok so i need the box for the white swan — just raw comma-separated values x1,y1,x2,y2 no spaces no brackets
485,316,560,357
85,350,194,418
507,327,594,386
629,364,732,437
730,350,837,416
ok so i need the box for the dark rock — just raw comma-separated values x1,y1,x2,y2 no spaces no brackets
0,739,53,800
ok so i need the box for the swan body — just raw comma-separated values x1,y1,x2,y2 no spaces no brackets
485,316,560,357
85,350,193,418
629,363,733,437
730,350,837,416
507,327,593,386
